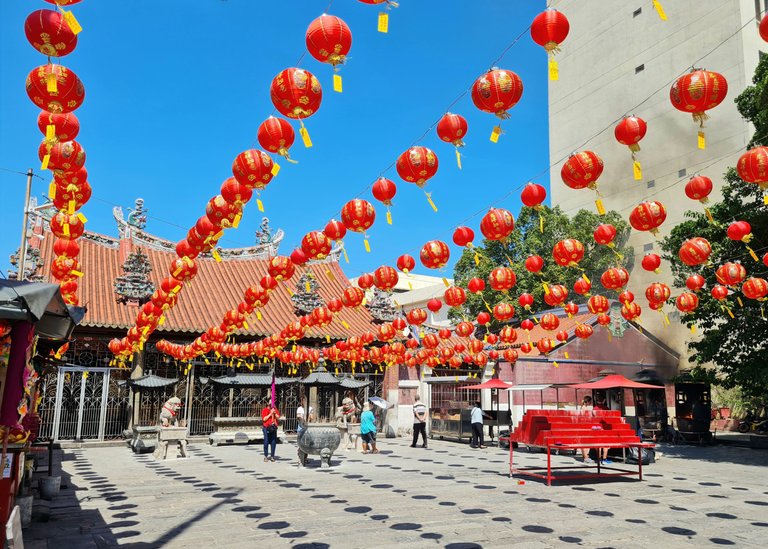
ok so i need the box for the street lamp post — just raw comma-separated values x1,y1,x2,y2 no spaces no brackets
17,168,34,280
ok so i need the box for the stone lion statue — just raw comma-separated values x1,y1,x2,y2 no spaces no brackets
160,397,182,427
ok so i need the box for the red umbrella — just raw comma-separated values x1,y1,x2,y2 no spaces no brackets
567,374,661,390
458,379,513,390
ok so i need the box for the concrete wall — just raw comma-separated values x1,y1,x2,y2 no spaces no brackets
548,1,762,366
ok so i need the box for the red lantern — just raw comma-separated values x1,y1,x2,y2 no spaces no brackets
618,290,634,305
670,69,728,138
257,117,295,159
357,273,374,289
641,253,662,272
540,313,559,331
711,285,729,301
50,255,79,280
439,328,452,340
493,302,515,322
575,324,594,339
372,177,397,206
396,254,416,273
52,180,90,212
685,175,713,203
629,201,667,235
373,265,399,291
406,308,428,326
563,301,579,316
595,313,610,326
427,299,442,313
476,312,491,325
736,146,768,190
520,319,535,332
260,275,279,292
524,255,544,273
488,267,516,292
742,277,768,300
715,262,747,287
471,69,524,119
206,195,241,229
232,149,275,190
396,146,439,188
561,151,603,190
556,330,569,342
614,116,647,155
50,212,84,240
588,295,609,314
324,218,347,241
342,287,365,308
764,252,768,268
452,226,475,247
518,292,534,310
621,302,642,321
520,342,533,354
53,166,87,187
678,237,712,266
537,338,555,354
467,278,486,294
502,349,519,363
160,277,183,295
422,334,440,350
301,230,332,260
676,292,700,313
544,284,568,306
530,9,569,53
521,183,547,208
37,110,79,142
573,278,591,295
267,256,295,281
169,257,197,283
686,274,706,292
552,239,584,267
244,286,270,308
341,199,376,232
727,221,752,242
291,248,310,268
328,298,344,312
761,14,768,42
600,267,630,290
220,177,253,207
53,238,79,258
593,224,617,245
455,321,474,338
645,283,671,305
444,286,466,307
437,113,468,147
480,208,515,241
377,323,396,342
26,64,84,113
499,327,518,344
25,10,78,57
420,240,450,269
305,15,352,67
39,140,85,175
270,68,322,119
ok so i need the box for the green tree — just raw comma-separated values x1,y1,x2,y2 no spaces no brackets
451,205,633,327
660,55,768,401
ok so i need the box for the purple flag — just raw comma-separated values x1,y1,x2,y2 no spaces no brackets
270,370,276,408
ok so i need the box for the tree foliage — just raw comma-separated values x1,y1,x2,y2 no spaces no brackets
451,205,633,328
660,55,768,402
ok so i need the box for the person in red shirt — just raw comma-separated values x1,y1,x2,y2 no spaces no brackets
262,404,280,462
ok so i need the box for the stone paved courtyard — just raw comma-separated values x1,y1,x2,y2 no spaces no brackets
23,438,768,548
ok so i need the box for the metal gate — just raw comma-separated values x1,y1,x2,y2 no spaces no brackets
45,367,126,442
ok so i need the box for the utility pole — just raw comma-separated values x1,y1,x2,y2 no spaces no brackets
17,168,33,280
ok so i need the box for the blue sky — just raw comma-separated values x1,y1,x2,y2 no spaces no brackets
0,0,549,280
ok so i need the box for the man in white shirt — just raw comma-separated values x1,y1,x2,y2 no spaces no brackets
296,399,314,437
411,395,428,449
470,401,487,449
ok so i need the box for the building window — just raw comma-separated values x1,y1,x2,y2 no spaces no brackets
635,64,645,74
646,179,655,188
678,168,687,177
633,7,642,17
643,243,654,252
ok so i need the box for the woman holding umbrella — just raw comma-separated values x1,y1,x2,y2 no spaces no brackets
360,402,379,454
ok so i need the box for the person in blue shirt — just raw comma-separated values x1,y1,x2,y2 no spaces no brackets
360,402,379,454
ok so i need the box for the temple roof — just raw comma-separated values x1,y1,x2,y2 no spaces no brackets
300,365,340,385
121,374,179,389
36,229,380,338
201,373,295,387
338,377,372,389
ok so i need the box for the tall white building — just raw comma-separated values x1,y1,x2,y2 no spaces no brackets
548,0,763,366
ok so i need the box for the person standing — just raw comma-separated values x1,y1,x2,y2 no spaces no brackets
411,395,428,448
470,401,487,449
593,396,612,465
261,403,280,462
578,396,595,463
360,402,379,454
296,398,313,437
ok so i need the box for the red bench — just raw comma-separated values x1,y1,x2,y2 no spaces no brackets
499,409,655,485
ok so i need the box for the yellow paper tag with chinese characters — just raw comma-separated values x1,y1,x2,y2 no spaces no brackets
595,199,606,215
333,74,342,93
543,282,550,294
652,0,667,20
62,223,69,237
68,200,75,214
442,277,450,287
697,131,706,150
300,127,312,148
341,320,350,329
386,210,392,225
455,148,462,170
271,163,280,176
582,273,590,284
232,213,241,228
564,351,570,359
364,238,371,252
46,73,58,93
633,161,642,180
548,58,559,81
426,193,438,212
211,249,222,262
326,335,331,344
243,321,249,330
46,124,56,141
70,270,83,277
77,212,87,223
256,198,264,212
41,154,50,170
377,12,389,33
256,310,262,321
63,10,83,34
342,246,349,263
49,182,56,198
490,125,501,143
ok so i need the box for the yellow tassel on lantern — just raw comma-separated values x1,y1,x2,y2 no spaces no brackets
271,163,280,177
442,277,450,287
543,282,550,294
211,249,222,262
633,161,642,180
490,125,502,143
299,120,313,148
232,213,242,228
333,74,343,93
425,192,438,212
705,207,714,223
63,223,70,237
158,316,165,326
747,246,759,262
364,239,371,252
455,148,462,170
697,130,706,150
41,154,50,170
46,73,58,93
564,351,570,359
386,210,392,225
377,12,389,33
77,212,87,223
737,297,744,307
49,182,56,199
256,310,262,320
652,0,667,20
582,273,590,284
342,246,349,263
70,270,83,277
341,320,350,329
45,124,56,141
539,213,544,233
326,335,330,344
257,198,264,212
63,10,83,34
548,58,559,81
595,199,606,215
325,267,336,281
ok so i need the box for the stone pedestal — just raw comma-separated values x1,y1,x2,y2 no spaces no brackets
154,427,189,460
297,423,341,468
130,426,160,453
